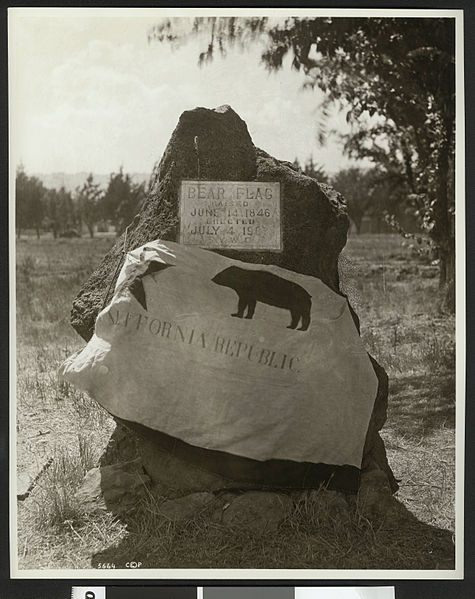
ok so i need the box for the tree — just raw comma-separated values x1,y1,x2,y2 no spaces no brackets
75,174,103,238
15,165,30,239
44,186,76,238
43,188,60,238
15,165,46,239
294,156,329,183
101,167,145,234
150,17,455,311
331,168,374,234
57,186,78,233
330,167,407,235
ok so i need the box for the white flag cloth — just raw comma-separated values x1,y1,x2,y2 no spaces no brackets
60,240,378,468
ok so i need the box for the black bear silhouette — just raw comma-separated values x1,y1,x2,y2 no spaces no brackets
212,266,312,331
123,261,172,310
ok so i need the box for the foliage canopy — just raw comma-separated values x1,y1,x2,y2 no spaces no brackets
150,16,455,310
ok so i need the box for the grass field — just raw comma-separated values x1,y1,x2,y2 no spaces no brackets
15,234,456,570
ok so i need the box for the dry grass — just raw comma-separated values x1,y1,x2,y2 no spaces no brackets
15,233,455,570
340,235,455,536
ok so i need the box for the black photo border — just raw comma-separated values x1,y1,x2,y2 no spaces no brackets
1,1,473,597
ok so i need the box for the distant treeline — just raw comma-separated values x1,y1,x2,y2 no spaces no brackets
293,157,419,235
16,160,418,239
15,166,147,239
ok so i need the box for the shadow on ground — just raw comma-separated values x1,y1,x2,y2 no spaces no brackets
90,489,455,570
90,428,455,571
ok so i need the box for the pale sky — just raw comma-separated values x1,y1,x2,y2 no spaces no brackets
9,9,367,176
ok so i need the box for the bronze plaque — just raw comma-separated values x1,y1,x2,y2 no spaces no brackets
179,180,281,250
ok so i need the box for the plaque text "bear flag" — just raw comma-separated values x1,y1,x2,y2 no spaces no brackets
179,181,281,250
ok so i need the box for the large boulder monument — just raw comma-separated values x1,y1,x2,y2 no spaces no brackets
62,105,397,500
